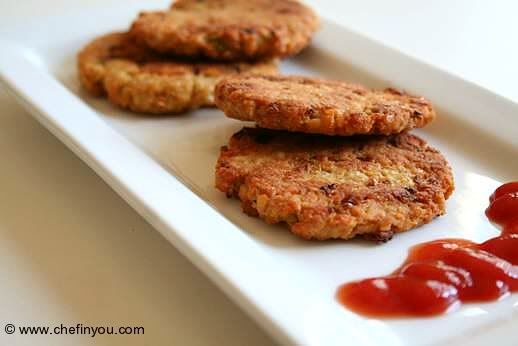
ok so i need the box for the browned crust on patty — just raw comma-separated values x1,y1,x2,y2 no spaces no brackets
215,127,454,241
130,0,319,61
215,75,437,136
77,32,157,96
77,32,278,114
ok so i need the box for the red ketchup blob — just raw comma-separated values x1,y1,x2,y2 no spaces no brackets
338,181,518,318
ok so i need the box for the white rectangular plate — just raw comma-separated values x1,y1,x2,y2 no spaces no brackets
1,2,518,345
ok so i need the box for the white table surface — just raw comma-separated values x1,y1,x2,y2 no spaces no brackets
0,1,516,345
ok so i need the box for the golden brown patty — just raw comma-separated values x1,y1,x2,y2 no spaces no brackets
130,0,319,61
77,32,278,114
215,75,436,136
216,127,454,241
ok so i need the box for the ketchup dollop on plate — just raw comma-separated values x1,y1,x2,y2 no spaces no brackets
338,182,518,318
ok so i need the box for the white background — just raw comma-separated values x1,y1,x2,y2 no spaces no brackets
0,1,516,345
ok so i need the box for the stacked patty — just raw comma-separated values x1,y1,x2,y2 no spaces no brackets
77,0,319,114
214,77,454,242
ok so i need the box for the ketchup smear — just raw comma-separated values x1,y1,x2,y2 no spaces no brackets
337,182,518,318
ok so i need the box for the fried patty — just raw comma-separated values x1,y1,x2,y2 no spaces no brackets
215,127,454,241
130,0,319,61
77,32,278,114
215,75,436,136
